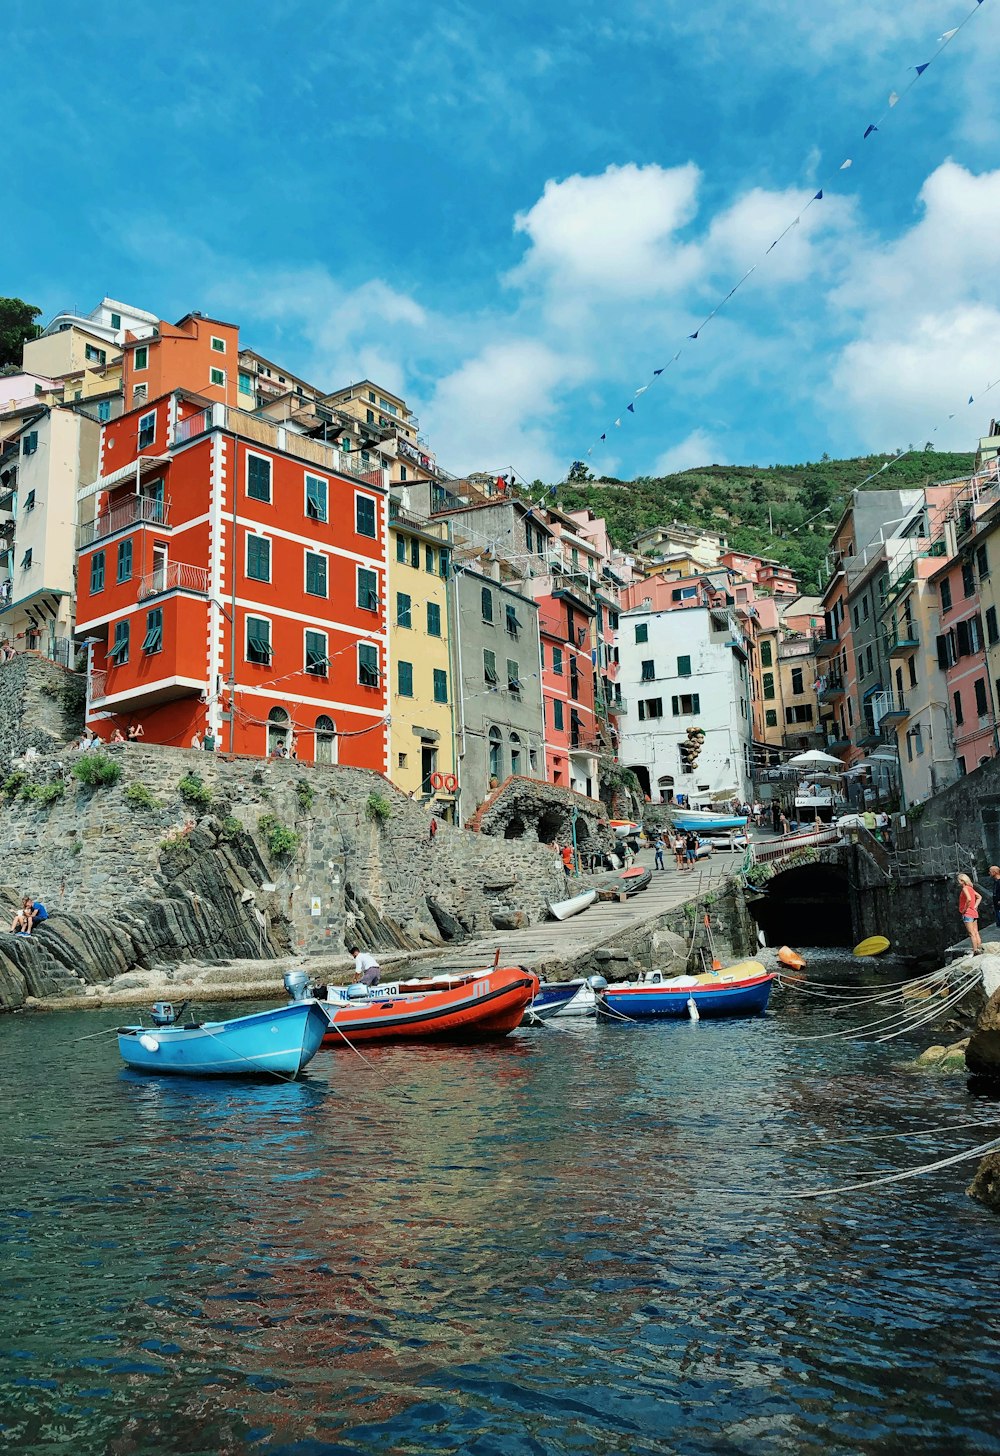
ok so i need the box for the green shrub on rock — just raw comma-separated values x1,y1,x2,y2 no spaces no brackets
125,782,159,811
220,815,243,840
365,791,392,825
72,752,122,788
2,771,26,797
258,812,299,858
295,780,315,814
20,780,65,806
178,772,213,807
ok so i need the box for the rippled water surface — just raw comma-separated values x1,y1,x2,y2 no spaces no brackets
2,972,1000,1455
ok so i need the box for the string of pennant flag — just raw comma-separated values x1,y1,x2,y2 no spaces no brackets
582,0,989,464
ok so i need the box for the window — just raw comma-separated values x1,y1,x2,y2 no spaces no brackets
970,614,984,652
791,667,804,695
975,678,989,716
305,552,328,598
433,668,448,703
133,346,148,371
978,544,990,579
132,384,148,406
85,343,106,365
760,640,773,666
438,550,449,579
246,534,270,582
209,367,226,387
238,371,253,394
246,616,272,664
355,495,376,538
366,409,375,424
940,577,952,612
247,454,271,501
552,645,563,675
368,390,376,403
953,689,964,726
484,649,499,684
210,336,226,353
866,645,873,673
356,566,377,610
425,545,436,574
109,619,129,664
962,559,975,597
507,659,521,693
956,618,971,657
862,596,870,621
958,756,967,777
396,592,412,628
913,725,924,757
785,704,814,724
488,725,503,779
117,538,133,583
97,400,111,422
358,643,379,686
908,655,918,688
765,709,778,728
677,655,691,677
20,548,32,570
396,535,407,564
936,631,958,669
763,672,775,700
90,551,105,593
506,604,520,638
305,630,328,675
110,312,121,330
427,601,441,637
552,699,564,730
671,693,700,715
853,605,859,629
398,752,408,768
400,466,408,482
641,660,655,682
23,490,35,512
397,660,414,697
305,475,328,521
481,586,494,622
509,732,522,776
141,608,163,654
137,411,155,449
988,606,999,645
635,623,648,644
637,698,663,720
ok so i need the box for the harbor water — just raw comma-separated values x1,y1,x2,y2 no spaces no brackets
2,969,1000,1454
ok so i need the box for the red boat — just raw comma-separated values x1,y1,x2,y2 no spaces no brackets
319,965,539,1045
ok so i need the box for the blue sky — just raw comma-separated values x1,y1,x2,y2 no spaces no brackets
6,0,1000,480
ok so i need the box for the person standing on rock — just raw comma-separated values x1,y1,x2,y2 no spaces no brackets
990,865,1000,930
654,835,666,871
957,873,984,956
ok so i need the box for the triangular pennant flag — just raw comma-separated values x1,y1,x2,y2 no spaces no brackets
689,330,699,340
600,433,606,441
634,385,648,396
614,418,621,427
672,351,681,361
766,240,778,253
653,368,664,376
627,403,635,413
888,92,899,107
969,396,975,405
915,63,929,75
814,189,823,200
940,28,957,39
864,124,877,138
840,158,853,169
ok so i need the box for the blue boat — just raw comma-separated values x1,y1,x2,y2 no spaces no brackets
597,962,773,1021
117,999,329,1078
671,811,748,832
521,978,586,1024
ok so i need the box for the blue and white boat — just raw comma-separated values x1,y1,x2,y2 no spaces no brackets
521,978,586,1024
117,999,329,1078
671,810,748,832
597,962,773,1021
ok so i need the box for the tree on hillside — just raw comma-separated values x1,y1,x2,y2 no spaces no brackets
0,298,42,369
567,460,592,482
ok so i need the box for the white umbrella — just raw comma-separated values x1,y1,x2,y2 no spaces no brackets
787,749,842,767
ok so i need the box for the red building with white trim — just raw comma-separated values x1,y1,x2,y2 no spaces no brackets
74,387,388,767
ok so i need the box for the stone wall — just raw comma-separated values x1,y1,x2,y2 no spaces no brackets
466,773,611,851
0,741,565,1011
0,654,83,773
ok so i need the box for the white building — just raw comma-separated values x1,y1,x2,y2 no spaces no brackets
618,603,754,806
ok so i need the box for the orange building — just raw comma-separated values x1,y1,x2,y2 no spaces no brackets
122,313,241,414
74,388,388,767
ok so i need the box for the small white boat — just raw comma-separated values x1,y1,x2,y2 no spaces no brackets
547,887,598,921
559,981,598,1016
706,833,749,850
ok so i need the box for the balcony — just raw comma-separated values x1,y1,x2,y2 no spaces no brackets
78,495,170,548
817,672,845,701
138,562,211,600
885,626,919,657
873,689,909,724
88,666,204,711
813,632,839,659
607,699,627,716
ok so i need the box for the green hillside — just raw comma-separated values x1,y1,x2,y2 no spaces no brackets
550,450,975,594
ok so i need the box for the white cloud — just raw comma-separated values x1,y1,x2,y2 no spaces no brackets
703,186,858,287
508,162,704,299
651,430,728,476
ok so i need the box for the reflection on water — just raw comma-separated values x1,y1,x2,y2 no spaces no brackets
2,977,1000,1455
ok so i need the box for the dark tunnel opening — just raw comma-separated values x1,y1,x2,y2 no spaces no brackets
750,863,853,948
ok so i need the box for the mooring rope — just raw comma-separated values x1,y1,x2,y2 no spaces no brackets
782,1134,1000,1200
789,970,981,1041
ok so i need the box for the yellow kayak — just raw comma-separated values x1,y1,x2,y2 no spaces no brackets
854,935,890,956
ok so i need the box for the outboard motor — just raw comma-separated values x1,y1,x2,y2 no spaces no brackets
283,969,313,1003
150,1002,177,1027
346,981,370,1000
586,975,608,993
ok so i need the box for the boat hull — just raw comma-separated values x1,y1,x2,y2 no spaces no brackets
672,812,748,831
522,979,585,1024
599,971,773,1020
321,966,539,1044
548,888,597,921
117,1001,329,1077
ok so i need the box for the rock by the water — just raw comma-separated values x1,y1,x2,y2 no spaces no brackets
967,1151,1000,1213
965,988,1000,1081
914,1039,969,1073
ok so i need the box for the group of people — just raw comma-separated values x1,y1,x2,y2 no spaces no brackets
956,866,1000,955
650,832,701,870
9,896,47,937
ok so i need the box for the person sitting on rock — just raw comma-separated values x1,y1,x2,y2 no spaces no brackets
11,896,46,936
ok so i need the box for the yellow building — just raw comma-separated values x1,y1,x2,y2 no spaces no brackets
388,503,456,811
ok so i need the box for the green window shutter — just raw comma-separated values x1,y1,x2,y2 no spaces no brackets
481,587,493,621
692,694,700,714
357,567,377,610
677,655,691,677
397,660,413,696
305,475,327,521
90,552,105,593
141,610,163,654
439,550,449,579
433,669,448,703
117,538,133,582
484,649,498,683
410,538,420,568
635,623,647,643
553,700,564,730
306,553,328,597
396,535,407,563
247,536,270,581
109,621,130,663
247,619,271,663
425,545,436,573
427,602,441,637
247,455,271,501
305,631,327,673
359,643,379,685
355,496,376,537
396,592,412,627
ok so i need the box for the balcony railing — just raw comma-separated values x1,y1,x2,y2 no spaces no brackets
78,495,170,547
89,670,108,703
174,409,212,445
138,562,210,600
607,699,627,715
885,626,919,656
817,673,845,701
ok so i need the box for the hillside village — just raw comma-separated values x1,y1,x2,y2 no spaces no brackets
3,294,1000,824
